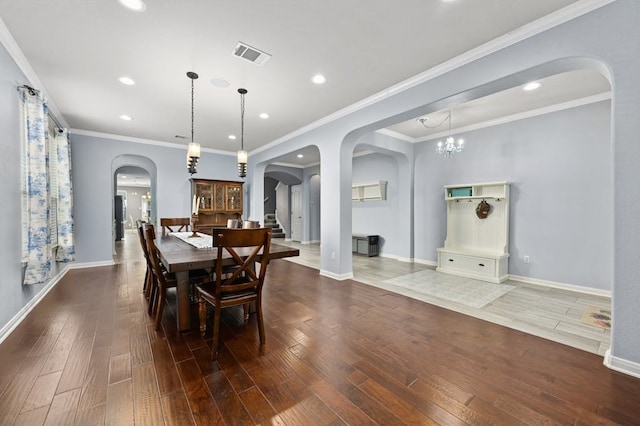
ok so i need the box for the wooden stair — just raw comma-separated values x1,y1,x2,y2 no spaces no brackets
264,213,285,238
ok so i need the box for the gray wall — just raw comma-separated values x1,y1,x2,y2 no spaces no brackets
414,101,612,290
71,133,240,263
0,42,49,331
352,153,400,256
263,177,277,214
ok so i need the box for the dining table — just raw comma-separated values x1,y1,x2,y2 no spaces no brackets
155,232,300,332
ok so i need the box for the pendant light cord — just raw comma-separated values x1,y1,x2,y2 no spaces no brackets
191,77,195,144
240,90,245,151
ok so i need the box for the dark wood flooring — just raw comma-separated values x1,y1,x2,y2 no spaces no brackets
1,233,639,425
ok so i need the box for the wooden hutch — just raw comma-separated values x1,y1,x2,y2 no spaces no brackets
191,178,243,234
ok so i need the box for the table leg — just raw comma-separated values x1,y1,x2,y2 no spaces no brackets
175,271,191,331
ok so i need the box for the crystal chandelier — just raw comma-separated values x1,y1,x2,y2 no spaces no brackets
186,71,201,175
418,111,464,159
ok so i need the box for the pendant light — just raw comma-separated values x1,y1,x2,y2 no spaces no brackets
186,71,200,175
237,88,248,178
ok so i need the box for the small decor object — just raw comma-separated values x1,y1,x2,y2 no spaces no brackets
476,200,491,219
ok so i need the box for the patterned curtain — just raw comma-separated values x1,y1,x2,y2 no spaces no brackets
54,129,75,262
20,88,51,284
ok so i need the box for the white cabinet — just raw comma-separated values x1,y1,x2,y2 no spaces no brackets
436,182,510,283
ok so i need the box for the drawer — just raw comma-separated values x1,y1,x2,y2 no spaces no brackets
439,252,496,277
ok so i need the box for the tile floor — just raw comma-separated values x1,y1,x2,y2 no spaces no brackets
278,240,611,356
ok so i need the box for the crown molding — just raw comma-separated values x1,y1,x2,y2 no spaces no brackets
0,16,69,129
70,129,236,156
252,0,615,156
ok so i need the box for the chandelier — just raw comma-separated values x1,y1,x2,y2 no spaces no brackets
237,88,248,178
418,111,464,159
186,71,200,175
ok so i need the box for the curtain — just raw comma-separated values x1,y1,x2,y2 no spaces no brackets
54,129,75,262
20,88,51,284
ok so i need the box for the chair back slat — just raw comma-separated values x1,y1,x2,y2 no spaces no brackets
145,226,169,290
160,217,191,236
211,228,271,297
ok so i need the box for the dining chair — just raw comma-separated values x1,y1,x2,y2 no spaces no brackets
145,226,210,329
136,222,153,301
196,228,272,360
160,217,191,236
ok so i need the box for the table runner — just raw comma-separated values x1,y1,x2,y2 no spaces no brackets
170,232,213,249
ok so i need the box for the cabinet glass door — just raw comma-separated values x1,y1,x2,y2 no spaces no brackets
226,185,242,212
196,182,213,212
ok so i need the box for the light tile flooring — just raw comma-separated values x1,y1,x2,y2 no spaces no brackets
278,241,611,356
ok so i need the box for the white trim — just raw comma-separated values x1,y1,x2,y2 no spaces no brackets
0,16,69,129
67,259,116,269
0,265,70,345
413,258,438,268
320,270,353,281
251,0,615,156
70,129,236,156
416,92,611,142
379,253,415,264
604,349,640,379
376,128,416,143
508,274,611,298
302,240,320,245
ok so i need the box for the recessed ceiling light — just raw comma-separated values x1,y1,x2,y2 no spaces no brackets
312,74,326,84
209,78,230,88
121,175,127,178
523,81,542,91
228,135,237,140
259,113,269,119
297,154,304,158
118,76,135,85
120,115,132,121
118,0,146,12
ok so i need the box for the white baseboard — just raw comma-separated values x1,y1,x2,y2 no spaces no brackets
320,269,354,281
604,349,640,379
413,258,438,267
508,274,611,298
0,264,70,345
302,240,320,245
67,259,115,269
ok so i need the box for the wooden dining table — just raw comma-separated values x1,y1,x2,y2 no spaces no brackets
155,233,300,332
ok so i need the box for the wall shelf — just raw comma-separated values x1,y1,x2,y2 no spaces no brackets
352,180,387,202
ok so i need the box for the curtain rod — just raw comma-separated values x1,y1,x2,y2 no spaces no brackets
17,84,65,132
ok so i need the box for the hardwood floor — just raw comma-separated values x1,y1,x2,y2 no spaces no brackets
280,241,611,356
1,231,638,425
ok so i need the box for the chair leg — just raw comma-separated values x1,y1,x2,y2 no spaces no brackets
211,306,221,360
243,303,250,323
147,278,157,316
144,267,153,299
154,288,165,330
142,268,149,295
198,296,207,337
256,298,266,345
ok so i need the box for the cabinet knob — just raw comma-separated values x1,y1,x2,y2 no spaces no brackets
478,263,485,267
448,259,454,262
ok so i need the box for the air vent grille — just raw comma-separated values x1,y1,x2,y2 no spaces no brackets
232,42,271,66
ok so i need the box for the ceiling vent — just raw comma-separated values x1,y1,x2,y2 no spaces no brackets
232,42,272,66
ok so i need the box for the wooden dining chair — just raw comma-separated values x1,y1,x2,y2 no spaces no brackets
136,222,153,300
197,228,272,360
145,226,210,329
160,217,191,236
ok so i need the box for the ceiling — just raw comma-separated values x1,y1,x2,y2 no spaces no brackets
0,0,608,168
